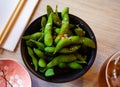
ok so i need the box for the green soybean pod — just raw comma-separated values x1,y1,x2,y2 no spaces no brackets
27,47,38,71
59,13,69,34
54,36,84,54
54,34,61,44
22,32,42,40
55,5,58,16
54,36,83,54
29,39,45,50
82,37,95,48
59,45,81,53
47,5,54,17
54,38,71,54
44,13,53,46
25,40,34,47
47,54,77,68
69,36,83,44
44,32,53,46
58,62,67,68
45,68,55,77
44,45,80,54
55,28,60,34
38,58,47,67
53,13,61,26
54,5,61,26
33,48,44,58
61,7,69,18
41,16,47,28
74,27,85,37
44,47,55,53
75,53,87,61
68,61,83,69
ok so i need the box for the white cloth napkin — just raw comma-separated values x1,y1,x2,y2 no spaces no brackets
0,0,39,51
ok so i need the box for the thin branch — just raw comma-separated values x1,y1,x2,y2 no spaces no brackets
1,70,13,87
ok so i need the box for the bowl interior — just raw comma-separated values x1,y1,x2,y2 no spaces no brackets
21,13,97,83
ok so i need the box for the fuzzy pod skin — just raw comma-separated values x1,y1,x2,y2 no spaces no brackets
30,39,45,50
44,13,53,46
82,37,95,48
27,47,38,71
33,48,44,58
47,54,77,68
38,58,47,67
54,36,83,54
44,45,80,54
68,61,83,69
22,32,42,40
54,38,71,54
45,68,55,77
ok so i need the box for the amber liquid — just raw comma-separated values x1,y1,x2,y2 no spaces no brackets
107,60,120,87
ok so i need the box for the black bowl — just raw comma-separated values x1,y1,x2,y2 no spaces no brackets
21,13,97,83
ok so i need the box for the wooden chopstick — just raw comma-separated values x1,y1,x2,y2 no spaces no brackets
0,0,26,47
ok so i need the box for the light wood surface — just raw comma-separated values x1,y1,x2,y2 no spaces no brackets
0,0,120,87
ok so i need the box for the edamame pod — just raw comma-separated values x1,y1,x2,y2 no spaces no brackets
74,27,85,37
44,13,53,46
75,53,87,61
30,39,45,50
54,34,61,44
25,40,34,47
33,48,44,58
27,47,38,71
54,12,69,44
38,58,46,67
59,13,69,34
54,36,83,54
54,38,71,54
45,45,80,53
22,32,42,40
53,13,61,26
55,28,60,34
58,62,67,68
82,37,95,48
45,68,55,77
47,5,53,17
61,7,69,18
44,47,55,53
47,54,77,68
41,16,47,28
68,61,82,69
59,45,81,53
69,36,83,44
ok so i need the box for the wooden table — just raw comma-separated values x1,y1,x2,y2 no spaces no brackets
0,0,120,87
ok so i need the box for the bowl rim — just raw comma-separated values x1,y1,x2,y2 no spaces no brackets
20,13,97,83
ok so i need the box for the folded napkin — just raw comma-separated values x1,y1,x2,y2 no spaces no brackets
0,0,39,51
0,0,21,45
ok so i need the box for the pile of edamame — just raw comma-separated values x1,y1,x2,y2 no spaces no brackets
22,5,95,77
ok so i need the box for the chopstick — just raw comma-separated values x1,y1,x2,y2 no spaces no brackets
0,0,26,47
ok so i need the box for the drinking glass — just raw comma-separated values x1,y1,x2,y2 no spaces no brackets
98,51,120,87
